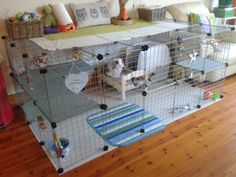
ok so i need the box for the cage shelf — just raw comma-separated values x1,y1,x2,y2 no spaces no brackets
176,56,225,73
35,93,99,123
14,60,98,123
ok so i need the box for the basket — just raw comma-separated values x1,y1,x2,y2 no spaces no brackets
6,20,44,39
138,6,167,21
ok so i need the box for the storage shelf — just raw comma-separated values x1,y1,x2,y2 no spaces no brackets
176,56,225,73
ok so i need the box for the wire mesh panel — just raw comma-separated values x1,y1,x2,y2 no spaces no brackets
4,22,233,174
5,38,110,173
176,24,232,108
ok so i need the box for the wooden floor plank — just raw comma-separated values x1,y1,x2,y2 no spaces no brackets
0,75,236,177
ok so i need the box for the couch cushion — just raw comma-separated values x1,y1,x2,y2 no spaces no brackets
226,64,236,76
165,10,174,19
228,43,236,64
215,43,236,65
168,2,210,21
70,0,111,29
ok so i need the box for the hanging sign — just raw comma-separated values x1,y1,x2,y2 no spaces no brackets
65,72,88,94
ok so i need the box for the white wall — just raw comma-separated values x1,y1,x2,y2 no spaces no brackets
0,0,209,93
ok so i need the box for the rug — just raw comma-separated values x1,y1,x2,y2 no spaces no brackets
46,20,155,41
87,103,165,147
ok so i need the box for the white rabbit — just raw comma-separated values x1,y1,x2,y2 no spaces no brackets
106,58,124,78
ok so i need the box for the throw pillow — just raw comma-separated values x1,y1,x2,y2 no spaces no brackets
190,13,212,33
168,2,210,21
190,12,216,34
70,0,111,29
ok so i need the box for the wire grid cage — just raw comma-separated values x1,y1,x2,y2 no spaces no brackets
4,23,233,174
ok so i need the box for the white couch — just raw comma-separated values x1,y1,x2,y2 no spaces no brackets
166,1,236,77
226,35,236,76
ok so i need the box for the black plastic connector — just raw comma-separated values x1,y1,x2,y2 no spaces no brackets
51,122,57,129
103,145,109,151
197,105,201,109
141,45,149,51
201,71,205,75
207,33,212,37
39,68,47,74
1,36,6,40
57,168,64,174
33,100,37,106
140,128,145,133
97,54,103,61
39,141,45,146
22,53,29,58
177,36,182,44
100,104,108,110
142,91,148,97
225,63,229,67
10,43,16,47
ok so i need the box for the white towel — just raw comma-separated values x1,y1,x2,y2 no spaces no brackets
137,44,171,73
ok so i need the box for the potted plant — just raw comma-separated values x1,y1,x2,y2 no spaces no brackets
111,0,133,25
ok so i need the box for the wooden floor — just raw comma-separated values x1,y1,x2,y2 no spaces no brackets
1,76,236,177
